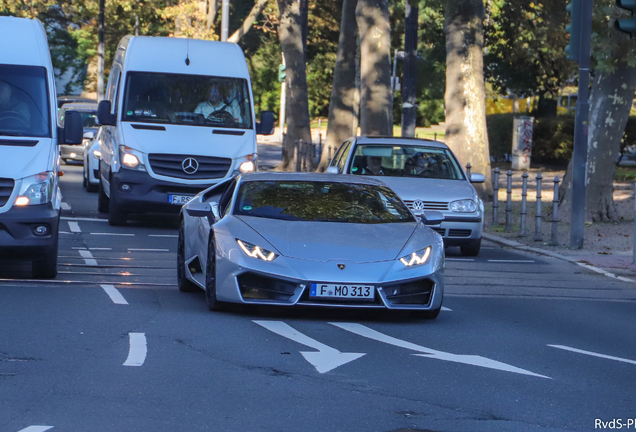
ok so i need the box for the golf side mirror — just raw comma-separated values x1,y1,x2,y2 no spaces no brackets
470,173,486,184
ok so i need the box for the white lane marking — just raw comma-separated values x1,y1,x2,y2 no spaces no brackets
61,216,108,222
488,259,536,263
67,221,81,233
61,202,71,210
90,232,135,236
100,284,129,305
123,333,147,366
127,248,170,252
71,247,87,250
332,323,550,379
576,262,636,283
89,247,112,251
548,344,636,365
254,320,365,374
18,427,54,432
441,306,452,311
149,234,179,238
446,258,474,262
78,250,97,266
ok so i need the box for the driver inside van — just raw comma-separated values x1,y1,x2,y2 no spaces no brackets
194,86,240,123
0,81,30,122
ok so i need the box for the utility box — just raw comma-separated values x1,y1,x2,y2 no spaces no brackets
511,116,534,170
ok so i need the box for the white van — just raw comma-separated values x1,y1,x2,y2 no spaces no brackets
0,17,82,278
97,36,274,226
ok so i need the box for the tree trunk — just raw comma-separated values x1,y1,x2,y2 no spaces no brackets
559,64,636,223
444,0,492,198
228,0,269,43
207,0,220,30
317,0,359,172
276,0,313,171
356,0,392,136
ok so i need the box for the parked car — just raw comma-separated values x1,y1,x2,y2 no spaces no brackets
0,16,83,279
178,172,445,318
327,136,485,256
57,95,95,110
83,128,102,192
59,101,98,164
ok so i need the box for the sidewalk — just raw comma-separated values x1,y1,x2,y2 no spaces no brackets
482,166,636,277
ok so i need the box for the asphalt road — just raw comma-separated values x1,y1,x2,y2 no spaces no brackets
1,165,636,432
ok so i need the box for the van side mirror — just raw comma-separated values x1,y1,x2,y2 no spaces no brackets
420,211,445,226
97,100,116,126
256,111,275,135
469,173,486,184
59,111,83,144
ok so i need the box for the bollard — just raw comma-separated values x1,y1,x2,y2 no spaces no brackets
328,145,333,161
434,132,437,141
492,167,500,224
505,170,513,233
550,176,560,246
534,172,543,241
318,118,322,146
519,171,528,236
466,163,472,181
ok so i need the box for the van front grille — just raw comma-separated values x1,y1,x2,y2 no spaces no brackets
148,154,232,180
0,178,14,207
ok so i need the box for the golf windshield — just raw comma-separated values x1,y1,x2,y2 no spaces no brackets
0,64,50,138
234,181,415,223
349,144,465,180
122,72,252,129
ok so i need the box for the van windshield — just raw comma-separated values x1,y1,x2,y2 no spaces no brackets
122,72,252,129
0,64,50,138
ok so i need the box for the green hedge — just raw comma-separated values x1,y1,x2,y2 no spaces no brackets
487,114,636,164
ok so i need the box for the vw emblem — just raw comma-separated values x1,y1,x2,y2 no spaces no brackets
412,200,426,211
337,264,346,270
182,157,199,175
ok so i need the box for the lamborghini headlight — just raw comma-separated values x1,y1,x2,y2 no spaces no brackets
399,246,432,267
236,239,278,261
15,172,55,206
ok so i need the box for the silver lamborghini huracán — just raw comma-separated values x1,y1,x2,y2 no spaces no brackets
177,172,445,318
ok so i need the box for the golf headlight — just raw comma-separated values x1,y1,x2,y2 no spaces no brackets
15,172,55,206
236,239,278,261
449,199,477,213
119,145,147,171
399,246,432,267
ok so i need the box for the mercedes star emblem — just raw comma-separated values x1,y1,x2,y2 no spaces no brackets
412,200,426,211
337,264,346,270
182,157,199,175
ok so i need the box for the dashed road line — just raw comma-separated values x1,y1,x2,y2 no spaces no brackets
149,234,178,238
67,221,81,233
18,427,53,432
61,216,108,222
488,259,536,263
549,344,636,365
100,284,129,305
61,202,71,210
124,333,147,366
78,250,97,266
446,258,474,262
127,248,170,252
90,232,135,237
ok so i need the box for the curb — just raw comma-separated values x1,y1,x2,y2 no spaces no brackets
482,233,636,284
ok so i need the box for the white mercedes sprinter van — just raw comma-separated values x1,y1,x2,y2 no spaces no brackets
0,16,82,278
97,36,274,226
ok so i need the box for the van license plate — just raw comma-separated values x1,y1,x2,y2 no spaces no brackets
169,195,193,205
310,283,374,300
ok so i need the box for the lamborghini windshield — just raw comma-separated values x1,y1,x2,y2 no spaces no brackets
234,181,415,223
122,72,252,129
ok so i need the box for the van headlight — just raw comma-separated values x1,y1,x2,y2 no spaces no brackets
15,172,55,206
237,154,257,174
399,247,432,267
119,146,147,171
449,199,477,213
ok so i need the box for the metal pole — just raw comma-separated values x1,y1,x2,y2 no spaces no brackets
401,0,418,138
505,170,513,233
279,54,287,145
551,177,560,246
520,171,528,236
570,0,594,249
318,118,322,146
492,167,500,225
221,0,229,42
465,163,472,181
97,0,105,102
633,182,636,264
535,172,543,241
391,48,398,96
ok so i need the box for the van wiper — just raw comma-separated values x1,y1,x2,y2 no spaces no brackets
0,132,24,137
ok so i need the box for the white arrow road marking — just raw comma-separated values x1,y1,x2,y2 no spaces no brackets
441,306,452,311
78,250,97,266
123,333,147,366
100,284,129,305
253,321,365,373
61,202,71,210
67,221,81,233
549,345,636,365
18,427,53,432
331,323,550,379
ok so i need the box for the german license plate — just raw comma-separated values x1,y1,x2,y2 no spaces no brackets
310,283,374,300
169,195,193,205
